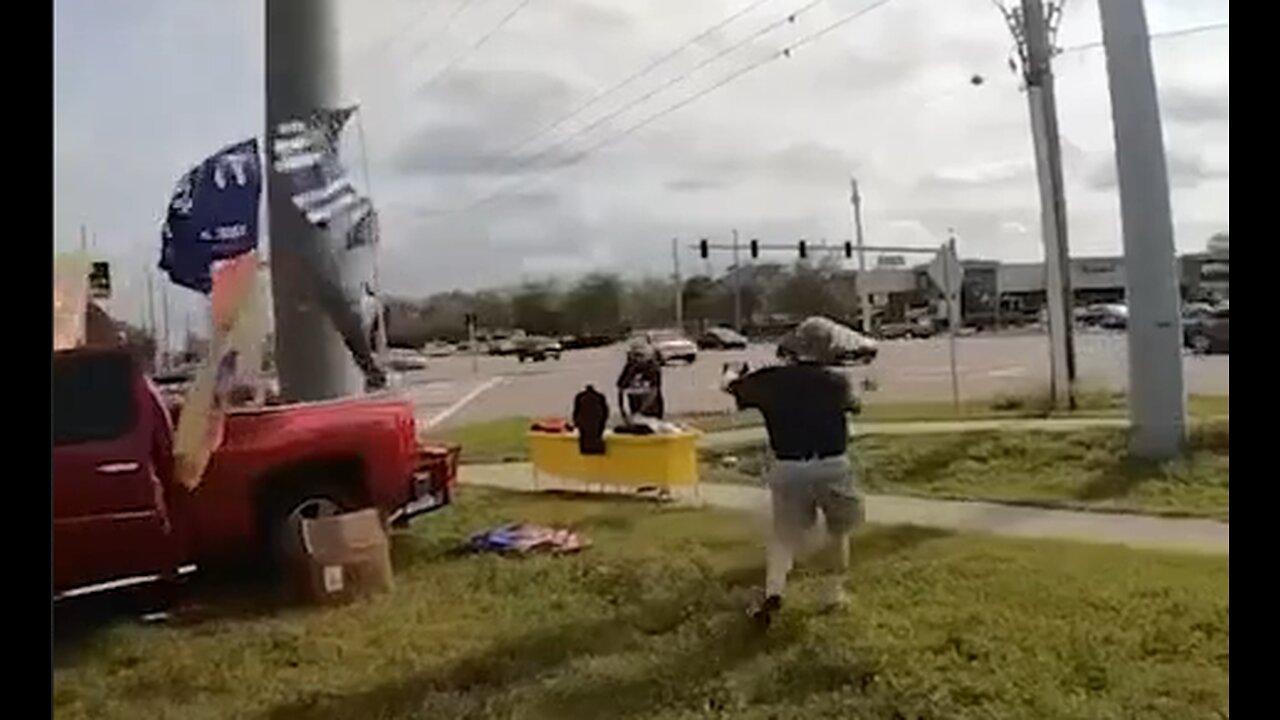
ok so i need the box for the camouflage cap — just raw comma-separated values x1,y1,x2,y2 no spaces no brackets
780,317,837,363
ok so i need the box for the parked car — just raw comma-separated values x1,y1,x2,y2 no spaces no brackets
776,317,879,365
53,347,460,600
877,319,935,340
488,338,518,356
422,341,457,357
387,348,429,371
1184,303,1229,354
515,336,562,362
1077,303,1128,329
634,329,698,364
697,326,748,350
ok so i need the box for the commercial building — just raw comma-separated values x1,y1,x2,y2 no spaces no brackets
856,250,1229,328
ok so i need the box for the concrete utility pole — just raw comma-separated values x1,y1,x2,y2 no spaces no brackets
266,0,365,401
1099,0,1186,459
850,178,871,334
1003,0,1077,409
671,237,684,331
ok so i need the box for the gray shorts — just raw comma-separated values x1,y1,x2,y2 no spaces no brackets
767,455,863,541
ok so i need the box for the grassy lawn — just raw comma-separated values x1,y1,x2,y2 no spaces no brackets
54,488,1228,720
684,393,1230,434
433,395,1229,463
704,422,1230,520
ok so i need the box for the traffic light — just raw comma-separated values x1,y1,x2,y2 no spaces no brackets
844,241,853,259
749,239,759,259
88,261,111,300
698,238,709,259
798,240,807,259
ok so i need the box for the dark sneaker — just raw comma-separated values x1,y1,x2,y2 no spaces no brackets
749,594,783,629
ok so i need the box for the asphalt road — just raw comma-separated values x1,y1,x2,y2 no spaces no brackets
402,331,1229,428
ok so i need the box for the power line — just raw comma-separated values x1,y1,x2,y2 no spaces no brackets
428,0,900,219
419,0,539,91
481,0,828,184
1059,19,1228,53
495,0,782,160
354,0,481,71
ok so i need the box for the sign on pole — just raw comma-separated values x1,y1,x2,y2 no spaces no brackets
928,240,964,411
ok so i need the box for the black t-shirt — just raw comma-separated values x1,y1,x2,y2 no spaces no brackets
730,364,856,459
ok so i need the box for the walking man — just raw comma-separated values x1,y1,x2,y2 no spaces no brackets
724,318,864,627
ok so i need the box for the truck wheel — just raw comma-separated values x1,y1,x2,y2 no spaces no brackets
265,485,358,569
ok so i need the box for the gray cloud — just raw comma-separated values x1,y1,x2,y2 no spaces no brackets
1161,86,1229,125
1086,149,1227,190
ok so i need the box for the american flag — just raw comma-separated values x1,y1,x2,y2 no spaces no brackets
271,106,378,248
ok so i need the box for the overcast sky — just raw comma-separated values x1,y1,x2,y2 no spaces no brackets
54,0,1228,323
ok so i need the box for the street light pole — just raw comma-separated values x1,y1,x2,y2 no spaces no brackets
671,237,684,331
731,228,742,331
1099,0,1186,459
851,177,871,334
265,0,365,401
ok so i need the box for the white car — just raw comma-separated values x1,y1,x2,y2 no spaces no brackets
422,342,457,358
387,348,429,371
637,329,697,365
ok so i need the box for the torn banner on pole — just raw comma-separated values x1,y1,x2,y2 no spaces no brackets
270,106,387,390
272,106,380,249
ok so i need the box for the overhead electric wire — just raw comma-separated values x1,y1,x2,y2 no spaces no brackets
357,0,483,70
481,0,829,184
426,0,899,219
1058,19,1228,53
419,0,539,91
495,0,782,160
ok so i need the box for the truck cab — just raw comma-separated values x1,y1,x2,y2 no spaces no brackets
53,347,459,599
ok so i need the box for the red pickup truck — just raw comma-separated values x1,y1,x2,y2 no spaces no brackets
53,347,459,599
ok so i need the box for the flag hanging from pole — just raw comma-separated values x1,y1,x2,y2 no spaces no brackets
159,138,262,294
271,106,378,248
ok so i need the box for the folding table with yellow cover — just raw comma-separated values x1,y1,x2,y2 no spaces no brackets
527,430,700,494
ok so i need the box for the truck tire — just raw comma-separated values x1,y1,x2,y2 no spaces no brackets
263,483,361,570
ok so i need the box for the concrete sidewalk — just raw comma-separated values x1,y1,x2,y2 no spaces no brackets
460,462,1229,555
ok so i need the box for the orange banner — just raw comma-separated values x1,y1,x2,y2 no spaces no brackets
174,251,267,490
53,253,90,350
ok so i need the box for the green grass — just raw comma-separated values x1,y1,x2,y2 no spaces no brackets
684,393,1230,434
433,395,1229,465
53,488,1229,720
704,422,1230,520
434,416,533,464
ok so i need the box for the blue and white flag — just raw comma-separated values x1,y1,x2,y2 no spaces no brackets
271,106,378,249
159,138,262,294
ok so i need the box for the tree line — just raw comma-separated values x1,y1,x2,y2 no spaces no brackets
384,257,864,347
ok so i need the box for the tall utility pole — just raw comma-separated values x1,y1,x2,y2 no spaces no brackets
1099,0,1186,459
1000,0,1076,409
671,237,684,330
731,229,743,331
850,178,871,334
266,0,364,401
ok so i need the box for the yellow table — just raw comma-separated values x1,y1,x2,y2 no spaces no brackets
527,430,700,492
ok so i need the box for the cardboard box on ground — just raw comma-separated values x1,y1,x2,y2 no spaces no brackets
297,509,394,604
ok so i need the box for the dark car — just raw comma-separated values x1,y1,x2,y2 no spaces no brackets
1184,304,1229,354
877,319,935,340
515,336,563,362
697,326,748,350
